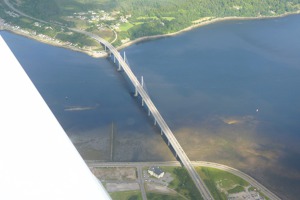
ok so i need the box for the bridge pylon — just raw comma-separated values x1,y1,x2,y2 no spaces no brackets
118,59,122,71
92,35,214,200
141,76,144,106
123,51,126,63
134,86,138,97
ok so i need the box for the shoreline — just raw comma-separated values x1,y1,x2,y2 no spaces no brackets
1,11,299,57
117,11,300,50
0,28,104,58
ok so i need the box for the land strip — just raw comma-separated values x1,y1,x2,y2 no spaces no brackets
86,161,280,200
1,0,300,57
117,11,300,50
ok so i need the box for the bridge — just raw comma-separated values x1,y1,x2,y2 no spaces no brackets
82,32,213,200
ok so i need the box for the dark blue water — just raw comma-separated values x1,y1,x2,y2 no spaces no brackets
124,15,300,199
1,14,300,199
1,31,174,162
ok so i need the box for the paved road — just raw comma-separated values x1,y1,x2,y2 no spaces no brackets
3,2,281,199
195,161,281,200
137,166,147,200
4,0,51,24
2,3,211,198
78,31,213,200
87,161,281,200
3,2,210,198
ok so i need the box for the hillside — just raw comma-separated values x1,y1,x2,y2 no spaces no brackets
1,0,300,52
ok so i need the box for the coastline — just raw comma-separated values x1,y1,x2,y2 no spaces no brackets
2,11,299,57
0,28,105,58
117,11,300,50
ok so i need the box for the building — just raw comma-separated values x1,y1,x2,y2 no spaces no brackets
148,166,165,178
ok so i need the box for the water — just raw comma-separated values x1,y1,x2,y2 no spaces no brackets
1,31,174,162
1,14,300,199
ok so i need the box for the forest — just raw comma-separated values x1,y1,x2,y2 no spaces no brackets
2,0,300,47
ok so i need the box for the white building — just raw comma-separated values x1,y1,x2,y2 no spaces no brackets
148,166,165,178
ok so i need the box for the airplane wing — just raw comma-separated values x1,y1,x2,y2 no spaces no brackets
0,35,111,200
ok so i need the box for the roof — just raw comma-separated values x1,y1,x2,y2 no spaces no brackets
0,35,111,200
149,166,164,175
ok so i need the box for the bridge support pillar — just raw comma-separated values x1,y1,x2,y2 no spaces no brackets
113,55,116,63
123,51,126,63
134,87,138,97
167,140,170,146
118,62,121,71
160,130,163,135
105,45,106,51
148,109,151,116
154,120,156,126
142,99,144,106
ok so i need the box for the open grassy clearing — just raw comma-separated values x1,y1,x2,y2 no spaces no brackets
197,167,250,200
110,190,142,200
147,192,185,200
118,22,134,32
159,166,203,200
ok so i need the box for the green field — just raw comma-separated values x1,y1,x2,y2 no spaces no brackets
119,22,134,32
147,192,185,200
99,166,266,200
110,190,142,200
197,167,249,200
160,166,203,200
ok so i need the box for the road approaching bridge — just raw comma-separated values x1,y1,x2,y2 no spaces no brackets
76,31,213,200
87,161,281,200
2,2,279,199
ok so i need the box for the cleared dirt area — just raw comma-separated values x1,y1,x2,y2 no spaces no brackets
90,167,137,181
146,183,176,195
106,183,140,192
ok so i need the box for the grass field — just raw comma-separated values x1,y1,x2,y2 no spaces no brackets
160,166,203,200
118,23,134,32
197,167,249,200
147,192,185,200
110,190,142,200
228,185,245,194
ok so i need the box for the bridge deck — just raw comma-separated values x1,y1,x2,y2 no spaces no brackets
89,34,213,200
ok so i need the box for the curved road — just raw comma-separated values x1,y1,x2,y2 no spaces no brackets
3,1,211,197
80,31,213,200
4,2,281,199
87,161,281,200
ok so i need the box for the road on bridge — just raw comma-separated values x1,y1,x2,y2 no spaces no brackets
77,31,213,200
3,2,280,200
1,1,211,197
